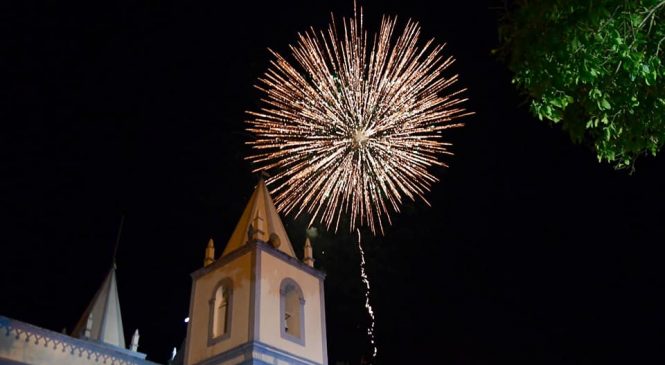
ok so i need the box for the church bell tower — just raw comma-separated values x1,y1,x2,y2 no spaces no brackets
183,179,328,365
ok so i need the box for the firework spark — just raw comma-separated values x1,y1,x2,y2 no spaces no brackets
356,228,377,359
247,6,471,234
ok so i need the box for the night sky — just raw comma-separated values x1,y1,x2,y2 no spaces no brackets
2,1,664,364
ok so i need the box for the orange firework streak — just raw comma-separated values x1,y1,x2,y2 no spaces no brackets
246,6,472,235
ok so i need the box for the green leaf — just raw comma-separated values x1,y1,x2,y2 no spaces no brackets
497,0,665,169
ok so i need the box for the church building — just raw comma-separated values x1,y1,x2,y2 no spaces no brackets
0,179,328,365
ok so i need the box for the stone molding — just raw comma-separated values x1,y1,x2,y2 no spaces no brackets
0,316,156,365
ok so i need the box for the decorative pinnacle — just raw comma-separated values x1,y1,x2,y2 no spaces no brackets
204,237,215,267
303,237,314,267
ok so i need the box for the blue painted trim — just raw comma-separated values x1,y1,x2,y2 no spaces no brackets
190,340,322,365
186,238,328,365
240,360,271,365
318,277,328,365
248,248,256,341
0,316,159,365
192,341,252,365
252,247,262,341
254,341,320,365
0,357,30,365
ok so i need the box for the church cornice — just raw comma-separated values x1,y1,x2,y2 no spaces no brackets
189,340,323,365
0,316,157,365
191,240,326,280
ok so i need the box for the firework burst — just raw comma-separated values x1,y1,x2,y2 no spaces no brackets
246,6,472,234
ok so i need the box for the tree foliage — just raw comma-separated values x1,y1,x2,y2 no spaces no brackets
497,0,665,169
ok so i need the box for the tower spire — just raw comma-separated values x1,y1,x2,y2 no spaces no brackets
72,216,129,349
72,268,126,348
184,179,328,365
221,178,296,258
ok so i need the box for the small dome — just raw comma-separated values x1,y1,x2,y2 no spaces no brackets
269,233,281,249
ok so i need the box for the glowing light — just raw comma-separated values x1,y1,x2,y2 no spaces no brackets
357,229,377,360
184,317,189,323
246,5,471,234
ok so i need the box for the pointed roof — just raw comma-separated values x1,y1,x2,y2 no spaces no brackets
222,179,296,258
72,267,126,348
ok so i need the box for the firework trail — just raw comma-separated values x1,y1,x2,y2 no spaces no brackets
247,4,471,361
357,228,377,360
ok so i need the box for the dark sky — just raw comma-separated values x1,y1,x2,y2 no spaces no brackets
2,1,664,364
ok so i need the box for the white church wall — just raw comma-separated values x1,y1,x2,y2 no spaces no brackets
257,250,325,365
0,316,153,365
185,251,252,365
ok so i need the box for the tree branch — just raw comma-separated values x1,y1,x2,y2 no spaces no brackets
639,0,665,29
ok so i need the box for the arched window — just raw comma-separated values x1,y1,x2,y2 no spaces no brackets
213,286,229,336
280,278,305,345
208,278,233,344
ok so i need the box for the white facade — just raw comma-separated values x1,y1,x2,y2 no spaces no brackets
185,250,253,365
183,180,328,365
0,316,156,365
0,180,328,365
257,250,326,363
0,267,155,365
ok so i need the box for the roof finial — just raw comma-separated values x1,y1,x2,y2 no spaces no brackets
258,170,270,181
130,329,140,352
204,237,215,267
112,215,125,269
